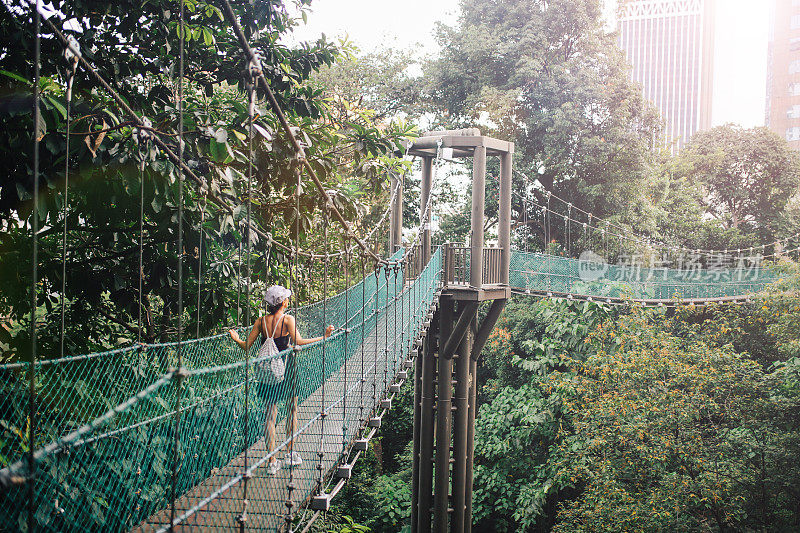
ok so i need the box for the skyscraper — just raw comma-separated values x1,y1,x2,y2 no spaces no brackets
617,0,716,153
766,0,800,149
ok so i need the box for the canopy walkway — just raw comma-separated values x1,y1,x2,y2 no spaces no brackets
3,3,786,532
0,245,777,532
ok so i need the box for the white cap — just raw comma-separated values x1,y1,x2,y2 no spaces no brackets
264,285,292,307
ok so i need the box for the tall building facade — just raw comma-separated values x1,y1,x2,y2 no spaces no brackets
766,0,800,149
617,0,716,153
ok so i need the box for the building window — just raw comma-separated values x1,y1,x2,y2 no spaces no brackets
789,105,800,119
787,127,800,141
790,60,800,74
794,0,800,7
793,14,800,29
790,83,800,96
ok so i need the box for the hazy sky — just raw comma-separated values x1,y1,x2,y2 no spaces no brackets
290,0,770,128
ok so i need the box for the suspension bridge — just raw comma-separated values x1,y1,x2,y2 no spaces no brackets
0,2,786,532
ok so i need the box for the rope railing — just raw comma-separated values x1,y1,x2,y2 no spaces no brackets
0,248,444,532
515,195,800,264
516,182,800,259
508,250,777,304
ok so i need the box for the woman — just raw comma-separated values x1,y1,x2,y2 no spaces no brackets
229,285,334,475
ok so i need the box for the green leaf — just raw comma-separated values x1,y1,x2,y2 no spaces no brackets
44,95,67,119
209,139,228,163
0,69,31,85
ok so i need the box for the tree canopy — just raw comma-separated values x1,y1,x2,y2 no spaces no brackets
0,0,414,361
676,125,800,243
426,0,663,231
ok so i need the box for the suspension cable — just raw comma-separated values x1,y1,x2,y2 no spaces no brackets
372,265,380,417
59,39,79,358
285,159,302,531
357,253,366,425
316,199,330,496
382,265,390,400
53,39,80,521
196,195,206,339
341,236,350,459
518,176,800,256
168,2,186,528
138,132,149,344
28,2,42,529
390,263,396,381
522,196,780,262
236,235,242,327
238,57,258,531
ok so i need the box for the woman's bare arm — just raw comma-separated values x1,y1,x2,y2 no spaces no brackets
284,315,334,346
229,320,261,351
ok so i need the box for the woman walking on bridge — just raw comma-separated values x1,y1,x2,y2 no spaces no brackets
229,285,334,475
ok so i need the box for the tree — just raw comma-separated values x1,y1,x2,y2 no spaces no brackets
313,42,426,122
551,309,800,532
470,289,800,531
425,0,664,240
677,125,800,240
650,170,753,253
0,0,413,361
471,298,614,531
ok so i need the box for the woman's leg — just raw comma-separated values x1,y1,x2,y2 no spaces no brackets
266,403,278,463
285,395,299,451
285,355,299,452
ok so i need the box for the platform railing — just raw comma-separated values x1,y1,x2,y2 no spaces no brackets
443,244,504,287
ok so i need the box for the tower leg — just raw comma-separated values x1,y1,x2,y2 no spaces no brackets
451,308,474,532
416,316,437,533
464,349,479,532
433,298,454,533
411,340,423,531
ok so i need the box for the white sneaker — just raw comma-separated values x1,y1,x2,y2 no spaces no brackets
285,452,303,466
267,460,281,475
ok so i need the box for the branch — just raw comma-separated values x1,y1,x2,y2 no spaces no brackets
96,306,140,338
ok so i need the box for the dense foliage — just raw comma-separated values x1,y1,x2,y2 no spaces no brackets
322,267,800,532
673,125,800,247
425,0,663,245
0,0,414,361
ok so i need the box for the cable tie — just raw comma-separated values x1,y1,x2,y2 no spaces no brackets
171,366,189,381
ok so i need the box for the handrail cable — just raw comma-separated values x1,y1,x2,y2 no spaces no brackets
517,175,800,256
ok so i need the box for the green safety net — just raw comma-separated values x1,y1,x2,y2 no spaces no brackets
510,251,777,301
0,248,443,532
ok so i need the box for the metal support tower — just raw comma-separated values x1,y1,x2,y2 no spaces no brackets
406,129,514,532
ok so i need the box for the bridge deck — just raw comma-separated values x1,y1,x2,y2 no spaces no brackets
134,310,403,532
